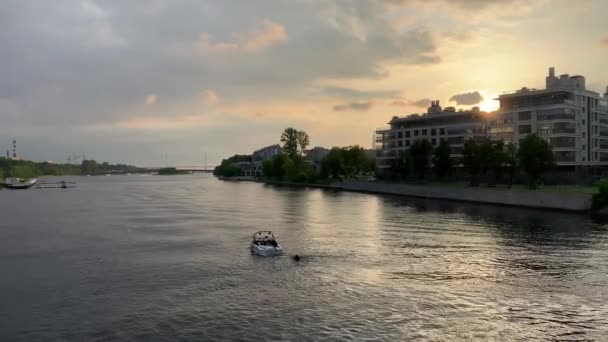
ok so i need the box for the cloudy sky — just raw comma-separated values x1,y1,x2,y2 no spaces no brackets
2,0,608,166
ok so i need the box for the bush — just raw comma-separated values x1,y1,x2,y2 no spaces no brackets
592,180,608,209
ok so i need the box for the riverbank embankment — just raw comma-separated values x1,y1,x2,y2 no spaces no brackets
223,177,593,212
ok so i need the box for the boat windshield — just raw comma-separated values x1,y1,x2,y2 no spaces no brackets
252,231,276,243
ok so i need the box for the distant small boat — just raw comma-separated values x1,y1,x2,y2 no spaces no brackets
3,178,38,189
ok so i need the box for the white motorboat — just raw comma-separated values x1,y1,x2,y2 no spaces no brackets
250,231,283,256
3,178,38,189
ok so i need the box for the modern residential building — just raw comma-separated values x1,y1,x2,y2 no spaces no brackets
252,144,282,161
376,101,491,170
376,67,608,174
493,67,608,169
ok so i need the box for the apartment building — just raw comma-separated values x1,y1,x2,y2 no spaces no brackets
376,67,608,173
252,144,282,162
376,101,490,169
493,68,608,168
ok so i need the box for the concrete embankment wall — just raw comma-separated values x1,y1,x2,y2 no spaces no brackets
337,181,592,212
218,177,593,212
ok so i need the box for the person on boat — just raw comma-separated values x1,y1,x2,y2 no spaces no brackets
292,255,301,262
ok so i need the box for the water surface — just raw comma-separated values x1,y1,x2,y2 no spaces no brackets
1,175,607,340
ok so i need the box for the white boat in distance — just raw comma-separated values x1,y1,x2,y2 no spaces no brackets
250,231,283,256
3,178,38,189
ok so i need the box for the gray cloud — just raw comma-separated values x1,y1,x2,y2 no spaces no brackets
391,98,432,108
449,91,484,105
0,0,440,126
333,101,373,111
321,87,401,99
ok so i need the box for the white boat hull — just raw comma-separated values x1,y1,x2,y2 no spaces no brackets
250,243,283,256
3,178,37,189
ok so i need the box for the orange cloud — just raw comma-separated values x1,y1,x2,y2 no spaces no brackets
199,90,220,105
599,36,608,48
145,94,157,105
193,19,287,54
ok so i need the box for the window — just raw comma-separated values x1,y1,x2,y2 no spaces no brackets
397,131,403,138
440,128,445,135
554,151,576,162
431,128,436,136
447,136,465,145
431,138,437,145
422,129,427,135
405,140,410,146
518,111,532,120
398,140,403,147
583,119,586,125
537,108,575,121
405,131,410,138
583,145,586,150
519,125,532,134
548,137,576,148
414,130,419,136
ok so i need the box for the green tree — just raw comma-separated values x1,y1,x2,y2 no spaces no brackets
505,142,517,188
390,150,410,179
9,164,36,178
409,139,433,180
213,154,252,177
517,134,555,189
478,138,494,180
320,148,344,179
487,140,506,187
463,139,481,186
433,139,452,179
280,127,300,159
320,146,373,180
296,130,310,156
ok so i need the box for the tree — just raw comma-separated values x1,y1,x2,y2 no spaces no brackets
433,139,452,179
409,139,433,180
463,139,481,186
478,138,494,180
517,134,555,189
9,164,35,178
281,127,300,159
320,148,344,179
320,146,373,180
390,150,410,179
505,143,517,188
487,140,506,187
296,130,310,156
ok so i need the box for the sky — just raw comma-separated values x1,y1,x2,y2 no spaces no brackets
1,0,608,167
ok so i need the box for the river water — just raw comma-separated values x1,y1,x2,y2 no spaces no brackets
1,175,607,341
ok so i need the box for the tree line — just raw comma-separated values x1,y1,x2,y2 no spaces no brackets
214,127,375,183
1,157,143,179
389,133,555,189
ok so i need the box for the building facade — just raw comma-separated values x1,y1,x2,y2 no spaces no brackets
493,68,608,168
252,144,282,161
376,101,490,170
376,68,608,173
